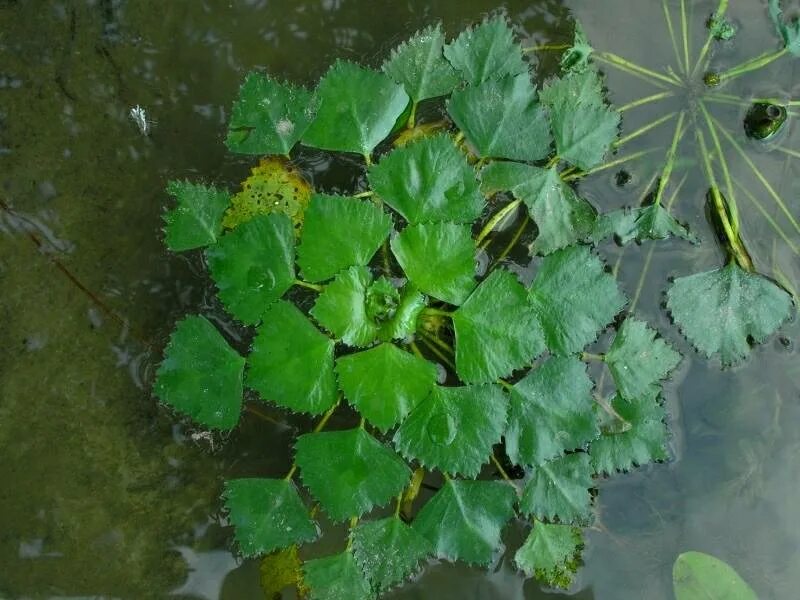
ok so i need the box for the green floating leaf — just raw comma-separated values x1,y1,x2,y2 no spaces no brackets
673,551,758,600
666,263,792,366
225,72,313,155
391,222,476,305
519,453,594,526
606,318,681,402
480,162,596,255
453,269,545,383
304,552,374,600
302,60,409,157
368,134,484,224
561,22,593,73
393,384,507,477
206,214,295,325
413,479,516,566
295,428,411,522
154,315,245,431
769,0,800,56
448,74,552,162
164,180,230,252
529,245,626,355
591,204,696,245
506,357,598,467
539,68,620,170
590,394,669,475
352,517,432,594
383,23,461,102
223,478,318,558
443,14,528,85
247,300,337,415
336,343,437,432
297,193,392,283
514,522,582,589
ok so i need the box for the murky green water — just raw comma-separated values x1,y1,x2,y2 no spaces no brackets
1,1,798,598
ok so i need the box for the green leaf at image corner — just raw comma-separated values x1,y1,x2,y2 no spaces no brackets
336,343,437,432
164,180,230,252
514,522,583,589
443,14,528,85
666,263,793,366
297,193,393,283
154,315,244,431
391,222,476,305
383,23,460,102
247,300,337,416
304,551,375,600
453,269,545,384
206,213,295,325
673,551,758,600
302,60,409,157
295,428,411,522
519,452,594,526
368,134,484,224
769,0,800,56
413,478,516,566
225,72,313,156
223,478,318,558
447,74,552,162
591,204,697,246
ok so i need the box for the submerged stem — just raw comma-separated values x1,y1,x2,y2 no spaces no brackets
653,111,686,206
562,148,658,182
475,199,522,245
294,279,323,292
718,48,788,83
594,52,681,87
614,111,677,149
692,0,729,76
680,0,690,74
617,90,674,113
662,0,684,75
699,101,740,234
523,43,570,52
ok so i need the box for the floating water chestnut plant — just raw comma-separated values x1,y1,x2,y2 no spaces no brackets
155,4,795,597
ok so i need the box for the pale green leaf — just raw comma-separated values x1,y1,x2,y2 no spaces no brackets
223,478,318,557
368,134,484,224
769,0,800,56
225,72,313,155
247,300,337,415
514,523,582,589
382,24,460,102
591,204,696,245
452,269,545,383
505,357,598,467
206,213,295,325
304,552,374,600
443,15,528,85
393,384,507,477
164,180,230,251
561,22,593,73
391,222,476,305
302,60,409,157
154,315,244,431
377,283,427,342
529,245,626,355
336,343,437,432
447,74,551,162
297,193,392,283
673,551,758,600
666,263,792,366
708,15,737,41
413,479,516,566
295,428,411,522
605,318,681,402
519,453,593,525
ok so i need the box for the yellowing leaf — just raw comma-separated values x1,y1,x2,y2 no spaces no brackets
259,546,308,600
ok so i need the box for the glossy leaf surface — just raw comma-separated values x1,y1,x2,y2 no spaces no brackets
304,552,374,600
673,551,758,600
164,180,230,251
519,453,593,525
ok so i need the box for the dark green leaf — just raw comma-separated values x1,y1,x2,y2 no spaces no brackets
769,0,800,56
673,551,758,600
561,22,593,73
591,204,696,245
391,222,476,305
514,523,582,589
304,552,374,600
302,60,409,157
154,315,244,431
336,343,437,432
443,15,528,85
295,428,411,521
393,384,507,477
529,245,626,355
247,300,337,415
519,453,593,525
352,517,432,593
368,134,484,224
666,263,793,366
383,24,460,102
452,269,545,383
480,162,596,254
297,193,393,283
311,266,380,347
506,357,598,467
605,318,681,402
223,478,318,557
225,72,313,155
206,214,295,325
164,180,230,251
413,479,516,565
447,74,551,162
